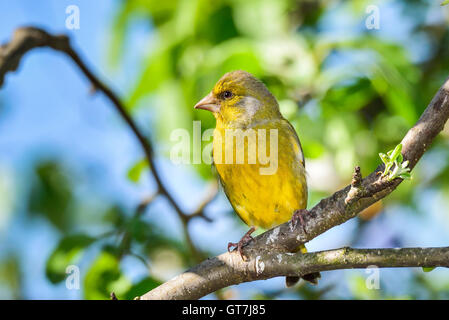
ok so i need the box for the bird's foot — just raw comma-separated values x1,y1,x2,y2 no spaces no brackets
228,226,256,260
291,209,308,234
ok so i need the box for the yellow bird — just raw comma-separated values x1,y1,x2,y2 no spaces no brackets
194,70,320,286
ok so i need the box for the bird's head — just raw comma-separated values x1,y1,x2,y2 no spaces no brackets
194,70,282,127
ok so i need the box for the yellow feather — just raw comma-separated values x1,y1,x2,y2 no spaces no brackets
213,118,307,229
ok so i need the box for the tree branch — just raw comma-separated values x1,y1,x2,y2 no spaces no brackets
140,246,449,300
139,76,449,299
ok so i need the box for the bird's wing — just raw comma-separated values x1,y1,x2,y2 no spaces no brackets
280,118,306,168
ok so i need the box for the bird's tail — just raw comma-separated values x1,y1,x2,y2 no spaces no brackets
285,244,321,287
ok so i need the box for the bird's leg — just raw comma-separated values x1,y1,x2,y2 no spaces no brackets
228,226,256,260
291,209,308,234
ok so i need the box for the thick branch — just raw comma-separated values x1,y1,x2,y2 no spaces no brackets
140,75,449,299
140,246,449,300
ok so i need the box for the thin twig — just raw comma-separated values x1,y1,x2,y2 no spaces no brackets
0,27,215,260
0,27,214,224
187,181,218,222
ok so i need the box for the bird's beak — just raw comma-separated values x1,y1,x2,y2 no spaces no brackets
194,93,220,113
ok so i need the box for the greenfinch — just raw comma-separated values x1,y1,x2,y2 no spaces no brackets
194,70,320,286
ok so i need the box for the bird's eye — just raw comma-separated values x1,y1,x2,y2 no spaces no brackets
222,91,233,99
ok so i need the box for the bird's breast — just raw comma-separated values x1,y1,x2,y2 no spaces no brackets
213,123,307,229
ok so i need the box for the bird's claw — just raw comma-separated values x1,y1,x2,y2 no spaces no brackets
291,209,308,234
228,227,255,260
227,242,237,253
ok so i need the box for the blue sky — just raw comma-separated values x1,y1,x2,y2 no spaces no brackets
0,0,144,299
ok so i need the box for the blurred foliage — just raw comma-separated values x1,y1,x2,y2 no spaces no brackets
46,234,95,284
109,0,449,185
0,255,22,299
1,0,449,300
83,250,130,300
28,161,75,231
126,158,149,183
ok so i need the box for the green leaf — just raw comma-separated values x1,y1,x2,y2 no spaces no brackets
83,251,131,300
442,0,449,6
390,144,402,161
103,206,127,228
321,77,376,113
379,153,388,164
422,267,436,272
127,158,149,183
127,47,173,109
303,140,325,159
28,161,74,231
379,144,411,181
401,160,408,168
124,277,162,300
0,255,21,299
46,234,95,283
399,171,411,180
348,274,380,299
